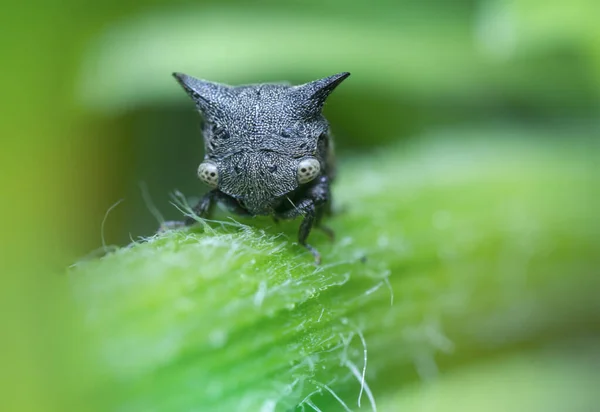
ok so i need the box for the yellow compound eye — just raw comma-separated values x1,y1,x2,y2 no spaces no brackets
198,162,219,188
297,158,320,184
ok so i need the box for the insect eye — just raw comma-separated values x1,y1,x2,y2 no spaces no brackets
297,158,320,184
197,162,219,188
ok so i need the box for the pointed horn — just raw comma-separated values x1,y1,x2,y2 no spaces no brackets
296,72,350,114
172,72,230,113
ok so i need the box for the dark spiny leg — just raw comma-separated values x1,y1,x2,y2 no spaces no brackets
184,190,217,225
275,176,332,264
298,203,321,264
276,199,321,264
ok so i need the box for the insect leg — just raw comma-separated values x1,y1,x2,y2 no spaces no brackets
297,202,321,265
277,199,321,264
184,190,217,225
275,176,333,263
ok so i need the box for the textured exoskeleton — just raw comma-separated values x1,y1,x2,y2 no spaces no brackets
168,71,350,264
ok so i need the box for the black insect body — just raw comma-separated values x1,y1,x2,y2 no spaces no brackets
169,71,350,264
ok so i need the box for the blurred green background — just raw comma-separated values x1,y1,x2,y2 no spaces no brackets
1,0,598,410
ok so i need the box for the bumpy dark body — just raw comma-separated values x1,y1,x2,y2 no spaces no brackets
169,72,350,263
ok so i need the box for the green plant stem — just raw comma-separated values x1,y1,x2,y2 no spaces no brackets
71,129,599,411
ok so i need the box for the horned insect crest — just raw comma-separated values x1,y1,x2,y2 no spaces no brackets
172,71,350,119
169,71,350,264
